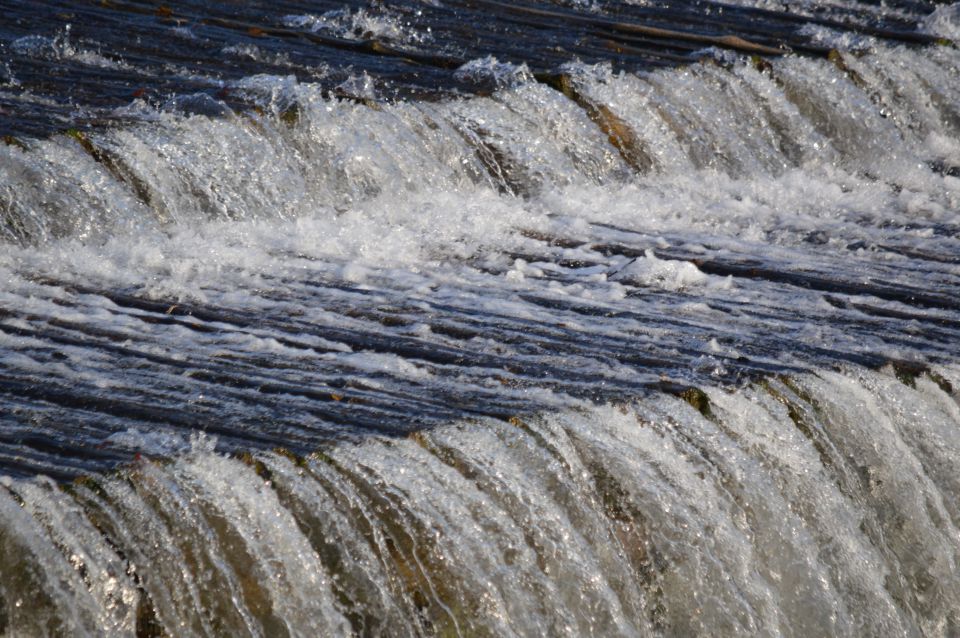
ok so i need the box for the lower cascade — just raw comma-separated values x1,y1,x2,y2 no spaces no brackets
0,365,958,636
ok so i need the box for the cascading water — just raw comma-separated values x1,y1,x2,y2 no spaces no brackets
2,366,959,636
1,0,959,635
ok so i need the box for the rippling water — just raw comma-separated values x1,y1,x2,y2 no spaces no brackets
1,0,959,635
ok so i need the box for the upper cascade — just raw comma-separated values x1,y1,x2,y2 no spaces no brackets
1,41,959,247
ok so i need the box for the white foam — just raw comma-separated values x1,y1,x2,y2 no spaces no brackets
922,3,960,41
609,249,710,291
282,7,430,47
11,29,132,70
455,56,533,87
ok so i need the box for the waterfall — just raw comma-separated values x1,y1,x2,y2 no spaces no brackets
2,0,960,634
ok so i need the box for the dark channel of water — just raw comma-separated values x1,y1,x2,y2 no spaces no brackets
0,0,942,137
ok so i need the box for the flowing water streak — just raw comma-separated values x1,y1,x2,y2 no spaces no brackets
0,365,958,635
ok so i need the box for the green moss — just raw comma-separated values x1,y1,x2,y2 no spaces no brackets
278,104,300,126
890,362,922,388
308,449,339,468
779,375,817,408
66,475,109,501
236,452,271,481
762,378,837,476
272,447,308,468
66,128,99,159
1,136,26,150
751,55,773,73
926,371,954,395
677,387,713,419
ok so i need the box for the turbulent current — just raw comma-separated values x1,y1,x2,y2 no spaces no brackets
1,0,960,636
